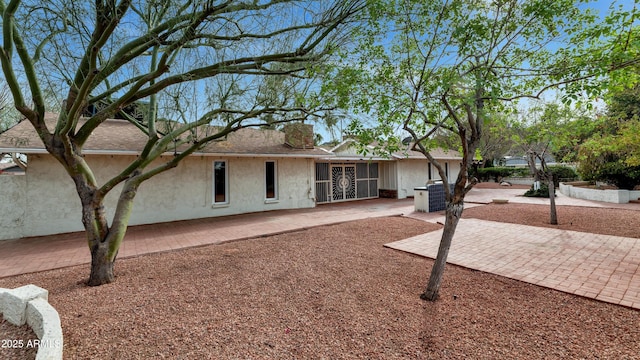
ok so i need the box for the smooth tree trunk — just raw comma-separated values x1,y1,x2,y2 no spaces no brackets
548,174,558,225
421,199,464,301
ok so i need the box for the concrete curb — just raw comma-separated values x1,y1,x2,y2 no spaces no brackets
0,285,63,360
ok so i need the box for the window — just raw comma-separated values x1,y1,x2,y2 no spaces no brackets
213,160,228,204
265,161,277,200
445,163,449,179
428,162,432,180
355,162,378,199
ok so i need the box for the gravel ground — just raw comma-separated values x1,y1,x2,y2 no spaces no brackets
0,318,38,360
1,202,640,359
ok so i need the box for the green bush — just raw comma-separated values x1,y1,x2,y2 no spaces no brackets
510,167,531,177
524,182,555,198
590,163,640,190
547,165,578,182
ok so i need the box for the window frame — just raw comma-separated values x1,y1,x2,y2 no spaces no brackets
265,160,278,201
212,159,229,205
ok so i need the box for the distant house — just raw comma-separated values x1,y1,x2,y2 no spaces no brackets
0,162,21,174
0,154,24,175
500,154,556,167
0,115,462,240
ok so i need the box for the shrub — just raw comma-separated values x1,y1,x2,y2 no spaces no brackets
510,167,531,177
524,182,555,198
547,165,578,187
592,163,640,190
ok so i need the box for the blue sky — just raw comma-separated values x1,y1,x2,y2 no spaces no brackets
316,0,640,144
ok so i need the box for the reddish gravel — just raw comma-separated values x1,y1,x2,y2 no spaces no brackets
1,205,639,359
464,203,640,239
0,318,38,360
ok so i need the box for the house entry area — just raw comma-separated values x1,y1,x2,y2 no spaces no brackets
315,162,379,203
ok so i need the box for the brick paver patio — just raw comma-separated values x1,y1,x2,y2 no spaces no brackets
386,218,640,309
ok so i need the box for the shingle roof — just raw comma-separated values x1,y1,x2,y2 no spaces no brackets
0,114,461,160
329,138,462,161
392,146,462,160
0,114,331,158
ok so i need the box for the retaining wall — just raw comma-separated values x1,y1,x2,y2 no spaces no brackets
559,182,640,204
0,285,63,359
502,177,535,185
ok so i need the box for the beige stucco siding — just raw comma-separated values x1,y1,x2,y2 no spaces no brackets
0,174,27,239
0,154,315,240
397,159,428,199
396,159,462,199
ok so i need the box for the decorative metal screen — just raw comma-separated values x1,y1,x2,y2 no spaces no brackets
316,162,379,203
344,166,356,199
332,165,356,201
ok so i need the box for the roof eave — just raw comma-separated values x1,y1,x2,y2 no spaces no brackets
0,147,332,159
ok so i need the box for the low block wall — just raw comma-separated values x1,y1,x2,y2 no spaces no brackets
0,285,63,360
559,182,640,204
502,177,535,185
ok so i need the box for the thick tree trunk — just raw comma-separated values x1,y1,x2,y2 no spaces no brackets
88,241,115,286
84,181,139,286
421,200,463,301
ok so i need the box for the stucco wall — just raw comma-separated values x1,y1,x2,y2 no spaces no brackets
0,174,26,239
397,160,428,199
395,159,461,199
1,154,315,240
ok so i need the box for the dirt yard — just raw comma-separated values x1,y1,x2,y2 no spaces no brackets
1,202,639,359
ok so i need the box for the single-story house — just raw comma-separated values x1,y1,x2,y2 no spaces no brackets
319,139,462,201
0,115,462,240
499,154,556,167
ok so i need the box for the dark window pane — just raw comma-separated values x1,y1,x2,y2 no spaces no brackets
214,161,226,203
266,161,276,199
356,163,368,179
369,162,378,178
316,162,329,180
357,179,369,198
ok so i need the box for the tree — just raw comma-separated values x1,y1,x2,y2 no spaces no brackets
577,18,640,189
511,102,595,224
330,0,639,301
578,83,640,189
0,0,365,286
0,78,20,131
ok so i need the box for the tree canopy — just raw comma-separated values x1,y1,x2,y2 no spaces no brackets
578,83,640,189
324,0,640,300
0,0,365,285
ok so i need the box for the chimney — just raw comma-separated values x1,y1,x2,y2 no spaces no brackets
284,123,314,149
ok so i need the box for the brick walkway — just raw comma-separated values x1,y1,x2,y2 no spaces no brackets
0,198,415,278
